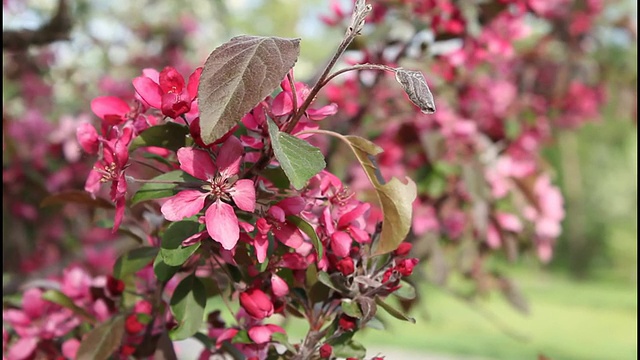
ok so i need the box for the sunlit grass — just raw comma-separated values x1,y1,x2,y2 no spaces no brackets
350,270,637,360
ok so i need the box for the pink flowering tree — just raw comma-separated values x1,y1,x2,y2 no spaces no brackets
2,0,634,359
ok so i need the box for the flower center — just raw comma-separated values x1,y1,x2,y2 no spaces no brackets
208,175,232,201
98,162,119,183
332,186,354,207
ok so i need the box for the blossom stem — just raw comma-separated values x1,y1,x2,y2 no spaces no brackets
284,15,364,134
320,63,395,88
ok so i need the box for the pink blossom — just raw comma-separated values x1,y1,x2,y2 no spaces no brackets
161,137,255,250
253,197,306,258
133,66,202,119
84,125,134,231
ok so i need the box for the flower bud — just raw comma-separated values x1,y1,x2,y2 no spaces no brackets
134,300,153,315
271,274,289,297
125,314,145,334
319,344,333,358
394,242,412,257
396,258,419,277
338,314,357,331
336,257,355,276
239,288,274,320
106,275,125,296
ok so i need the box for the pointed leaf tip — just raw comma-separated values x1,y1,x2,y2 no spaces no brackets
198,35,301,144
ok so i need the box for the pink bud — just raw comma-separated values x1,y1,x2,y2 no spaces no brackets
319,344,332,358
62,338,80,360
106,275,125,296
394,242,412,257
125,314,145,334
396,258,419,277
336,257,355,276
134,300,153,315
271,274,289,297
338,314,357,331
239,288,274,320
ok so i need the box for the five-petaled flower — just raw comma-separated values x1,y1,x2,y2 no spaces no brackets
160,136,256,250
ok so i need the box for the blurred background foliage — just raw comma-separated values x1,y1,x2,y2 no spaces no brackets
3,0,637,359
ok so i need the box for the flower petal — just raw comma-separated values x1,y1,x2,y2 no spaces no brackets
132,77,163,109
76,122,99,154
8,337,38,360
91,96,130,121
205,200,239,250
215,328,238,349
161,190,206,221
348,226,370,244
307,103,338,120
216,136,243,178
338,203,370,229
142,68,160,83
273,222,304,249
275,196,306,215
229,179,255,212
248,325,274,344
177,147,217,180
187,67,203,100
330,231,352,257
84,166,103,195
254,233,269,263
159,66,185,93
271,274,289,297
272,91,293,117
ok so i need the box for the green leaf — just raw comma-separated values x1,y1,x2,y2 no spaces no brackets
41,290,97,324
307,131,416,255
198,35,301,144
365,316,385,330
267,119,325,190
129,122,189,152
40,190,113,209
341,299,363,319
153,253,180,282
169,275,206,340
375,297,416,323
131,171,199,205
261,165,291,189
193,332,215,350
231,329,252,344
286,215,323,259
392,281,417,300
160,245,201,267
271,332,296,352
113,246,159,279
76,315,125,360
160,220,204,266
317,271,341,292
332,339,366,359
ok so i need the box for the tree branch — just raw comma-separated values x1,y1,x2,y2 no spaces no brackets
3,0,72,51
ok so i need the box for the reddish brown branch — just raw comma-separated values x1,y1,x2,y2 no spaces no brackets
3,0,72,51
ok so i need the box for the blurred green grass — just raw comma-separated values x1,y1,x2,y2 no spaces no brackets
354,269,637,360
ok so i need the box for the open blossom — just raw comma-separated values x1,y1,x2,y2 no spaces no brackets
161,136,255,250
83,125,134,231
133,66,202,119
